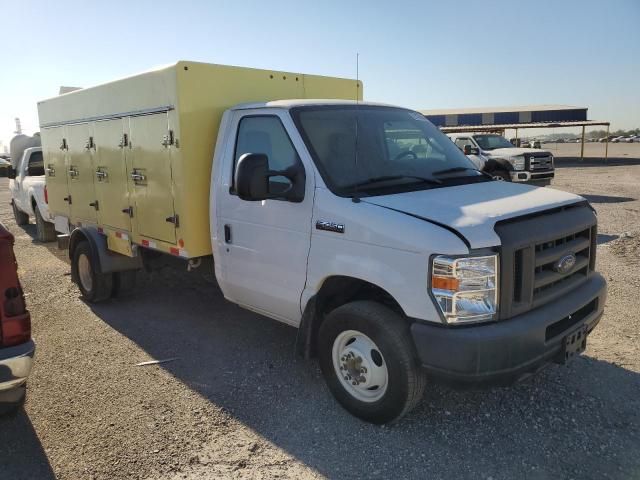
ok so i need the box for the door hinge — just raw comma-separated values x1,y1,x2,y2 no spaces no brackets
165,214,179,228
85,136,95,151
89,201,99,211
121,206,134,217
60,138,68,151
161,130,175,148
118,133,129,148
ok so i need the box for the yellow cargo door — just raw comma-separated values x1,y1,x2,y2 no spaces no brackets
93,119,132,231
66,123,98,223
127,113,176,243
41,126,70,217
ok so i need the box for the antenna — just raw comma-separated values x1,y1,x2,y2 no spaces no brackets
353,53,361,203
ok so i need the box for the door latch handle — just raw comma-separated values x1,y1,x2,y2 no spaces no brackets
121,206,133,217
63,195,72,204
89,201,99,210
224,224,232,243
68,168,79,178
165,215,180,227
46,166,56,177
130,171,146,183
95,170,108,180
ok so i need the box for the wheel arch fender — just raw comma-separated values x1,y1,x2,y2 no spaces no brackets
69,227,142,277
483,157,514,172
296,275,406,359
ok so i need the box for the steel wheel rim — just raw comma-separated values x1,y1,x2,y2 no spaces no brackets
78,253,93,292
332,330,388,403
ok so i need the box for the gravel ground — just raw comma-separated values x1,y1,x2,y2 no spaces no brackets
0,161,638,480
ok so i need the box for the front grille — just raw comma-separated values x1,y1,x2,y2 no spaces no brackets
495,203,597,319
529,155,553,171
531,227,592,302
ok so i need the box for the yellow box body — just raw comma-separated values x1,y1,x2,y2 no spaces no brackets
38,61,361,258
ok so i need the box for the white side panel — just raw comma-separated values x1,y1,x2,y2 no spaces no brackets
303,188,469,322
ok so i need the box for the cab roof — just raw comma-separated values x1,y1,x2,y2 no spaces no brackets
231,99,397,110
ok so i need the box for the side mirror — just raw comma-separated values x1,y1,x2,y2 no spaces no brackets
235,153,305,203
0,168,9,178
6,167,16,179
463,144,479,155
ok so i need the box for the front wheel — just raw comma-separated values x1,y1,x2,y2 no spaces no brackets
12,201,29,226
71,241,114,303
318,301,426,424
492,170,511,181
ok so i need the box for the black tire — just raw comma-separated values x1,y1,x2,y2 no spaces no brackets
71,241,113,303
12,201,29,226
492,170,511,181
112,270,138,297
318,301,426,424
34,206,56,243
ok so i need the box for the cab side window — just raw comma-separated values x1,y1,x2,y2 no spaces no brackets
27,151,45,176
234,116,300,176
454,137,472,150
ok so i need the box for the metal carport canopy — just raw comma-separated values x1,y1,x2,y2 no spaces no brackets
419,105,611,161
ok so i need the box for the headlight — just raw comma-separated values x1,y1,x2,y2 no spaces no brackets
511,155,525,170
431,254,499,324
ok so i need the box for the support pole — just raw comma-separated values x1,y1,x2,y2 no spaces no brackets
580,125,585,161
605,124,609,163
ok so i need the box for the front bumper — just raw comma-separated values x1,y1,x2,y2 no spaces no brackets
510,170,554,184
411,274,606,386
0,340,35,393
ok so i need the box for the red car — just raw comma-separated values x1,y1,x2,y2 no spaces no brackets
0,223,34,414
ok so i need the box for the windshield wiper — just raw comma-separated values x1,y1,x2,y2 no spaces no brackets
432,167,493,180
343,175,442,191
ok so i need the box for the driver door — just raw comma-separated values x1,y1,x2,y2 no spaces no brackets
215,110,315,325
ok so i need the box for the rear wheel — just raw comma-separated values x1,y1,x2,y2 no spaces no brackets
12,201,29,226
71,241,113,303
318,301,426,424
34,207,56,243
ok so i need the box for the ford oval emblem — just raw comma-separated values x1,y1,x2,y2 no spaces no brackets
553,253,576,274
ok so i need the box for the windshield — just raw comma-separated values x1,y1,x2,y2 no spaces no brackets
472,134,515,150
291,106,482,196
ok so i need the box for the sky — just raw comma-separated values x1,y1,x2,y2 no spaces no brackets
1,0,639,149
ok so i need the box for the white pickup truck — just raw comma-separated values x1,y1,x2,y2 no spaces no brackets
38,62,606,423
449,133,555,185
7,147,56,242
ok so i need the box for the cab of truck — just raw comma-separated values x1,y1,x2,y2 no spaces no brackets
449,132,555,185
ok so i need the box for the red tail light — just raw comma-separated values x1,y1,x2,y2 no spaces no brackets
0,225,31,347
44,185,49,204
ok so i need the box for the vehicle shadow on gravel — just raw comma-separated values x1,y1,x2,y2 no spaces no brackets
87,267,640,479
0,410,56,479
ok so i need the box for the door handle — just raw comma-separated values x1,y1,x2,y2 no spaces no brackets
224,224,232,243
63,195,72,204
95,170,108,180
89,201,99,210
68,168,79,178
122,207,133,217
130,170,146,183
46,166,56,177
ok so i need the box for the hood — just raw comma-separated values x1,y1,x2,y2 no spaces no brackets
485,147,550,158
362,182,584,248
